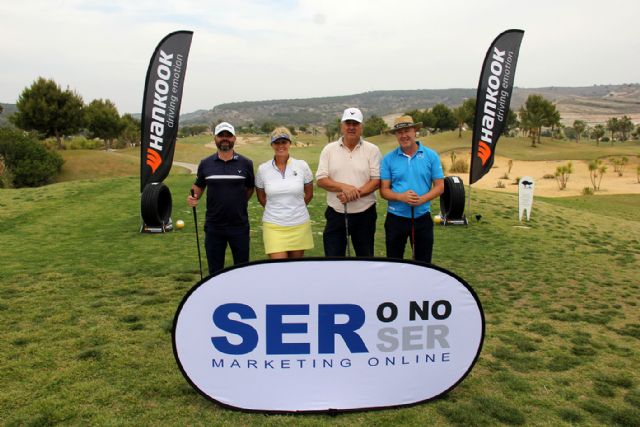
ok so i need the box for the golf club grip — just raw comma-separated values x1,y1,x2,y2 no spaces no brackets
190,189,199,212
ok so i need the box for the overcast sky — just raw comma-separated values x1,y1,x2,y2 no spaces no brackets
1,0,638,115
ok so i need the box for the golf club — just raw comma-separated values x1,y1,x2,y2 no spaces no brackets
410,206,416,260
190,189,203,280
343,202,351,257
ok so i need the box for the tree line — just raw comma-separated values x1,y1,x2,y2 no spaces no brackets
1,77,143,188
320,100,522,142
514,95,635,146
8,77,140,150
2,77,639,188
380,95,639,147
5,77,638,147
151,96,640,146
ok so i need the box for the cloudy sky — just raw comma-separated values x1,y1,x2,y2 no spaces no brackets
1,0,638,114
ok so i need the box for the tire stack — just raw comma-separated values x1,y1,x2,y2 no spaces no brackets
439,176,466,220
141,182,173,229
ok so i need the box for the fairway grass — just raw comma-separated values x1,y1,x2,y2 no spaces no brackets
1,172,639,425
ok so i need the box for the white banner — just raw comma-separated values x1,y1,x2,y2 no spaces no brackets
173,259,484,412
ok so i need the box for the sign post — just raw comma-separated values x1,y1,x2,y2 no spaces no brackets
518,176,535,222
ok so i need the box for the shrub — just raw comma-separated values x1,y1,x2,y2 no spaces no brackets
65,137,102,150
582,187,594,196
564,127,577,140
449,159,469,173
610,156,628,176
588,159,607,191
41,138,60,150
0,159,12,188
496,180,506,188
111,139,128,149
555,162,573,190
0,127,64,187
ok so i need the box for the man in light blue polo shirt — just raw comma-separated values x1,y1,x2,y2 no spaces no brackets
380,115,444,263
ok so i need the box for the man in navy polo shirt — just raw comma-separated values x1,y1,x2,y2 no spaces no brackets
380,115,444,263
187,122,255,274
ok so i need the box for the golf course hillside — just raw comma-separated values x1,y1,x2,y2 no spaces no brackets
1,129,639,425
63,130,640,198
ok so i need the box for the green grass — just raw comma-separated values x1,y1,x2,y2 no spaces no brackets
539,193,640,222
1,170,639,425
1,131,639,425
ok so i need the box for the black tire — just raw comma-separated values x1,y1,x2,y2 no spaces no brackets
141,182,172,226
440,176,466,219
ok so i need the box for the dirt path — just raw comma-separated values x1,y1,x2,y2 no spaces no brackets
172,161,198,174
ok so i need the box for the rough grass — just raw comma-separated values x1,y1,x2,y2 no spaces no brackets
56,150,139,182
1,170,639,425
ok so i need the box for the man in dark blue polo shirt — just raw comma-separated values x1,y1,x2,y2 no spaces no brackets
380,115,444,263
187,122,255,274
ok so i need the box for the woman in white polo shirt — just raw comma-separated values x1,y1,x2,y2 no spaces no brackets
255,127,314,259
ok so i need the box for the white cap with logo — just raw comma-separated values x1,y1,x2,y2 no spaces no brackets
341,107,363,123
214,122,235,136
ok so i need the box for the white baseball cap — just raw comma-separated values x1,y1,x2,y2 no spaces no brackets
341,107,363,123
214,122,235,136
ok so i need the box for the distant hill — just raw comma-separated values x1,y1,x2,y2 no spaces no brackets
180,89,478,127
181,84,640,127
509,84,640,125
3,84,639,130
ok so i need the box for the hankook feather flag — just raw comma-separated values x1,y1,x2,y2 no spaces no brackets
469,29,524,185
140,31,193,192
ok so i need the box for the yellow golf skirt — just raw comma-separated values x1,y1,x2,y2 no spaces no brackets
263,221,314,254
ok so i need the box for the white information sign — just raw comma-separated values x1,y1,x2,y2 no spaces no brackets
518,176,535,221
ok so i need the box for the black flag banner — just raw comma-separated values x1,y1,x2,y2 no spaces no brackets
469,29,524,185
140,30,193,192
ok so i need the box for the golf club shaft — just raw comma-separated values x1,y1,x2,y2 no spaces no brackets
191,189,203,280
411,206,415,260
343,202,351,257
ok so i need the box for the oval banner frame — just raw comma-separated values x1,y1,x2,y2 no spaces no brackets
172,258,485,413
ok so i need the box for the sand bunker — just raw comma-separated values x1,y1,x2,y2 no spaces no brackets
454,155,640,197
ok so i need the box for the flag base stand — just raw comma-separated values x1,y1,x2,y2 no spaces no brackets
440,215,468,226
140,218,174,233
